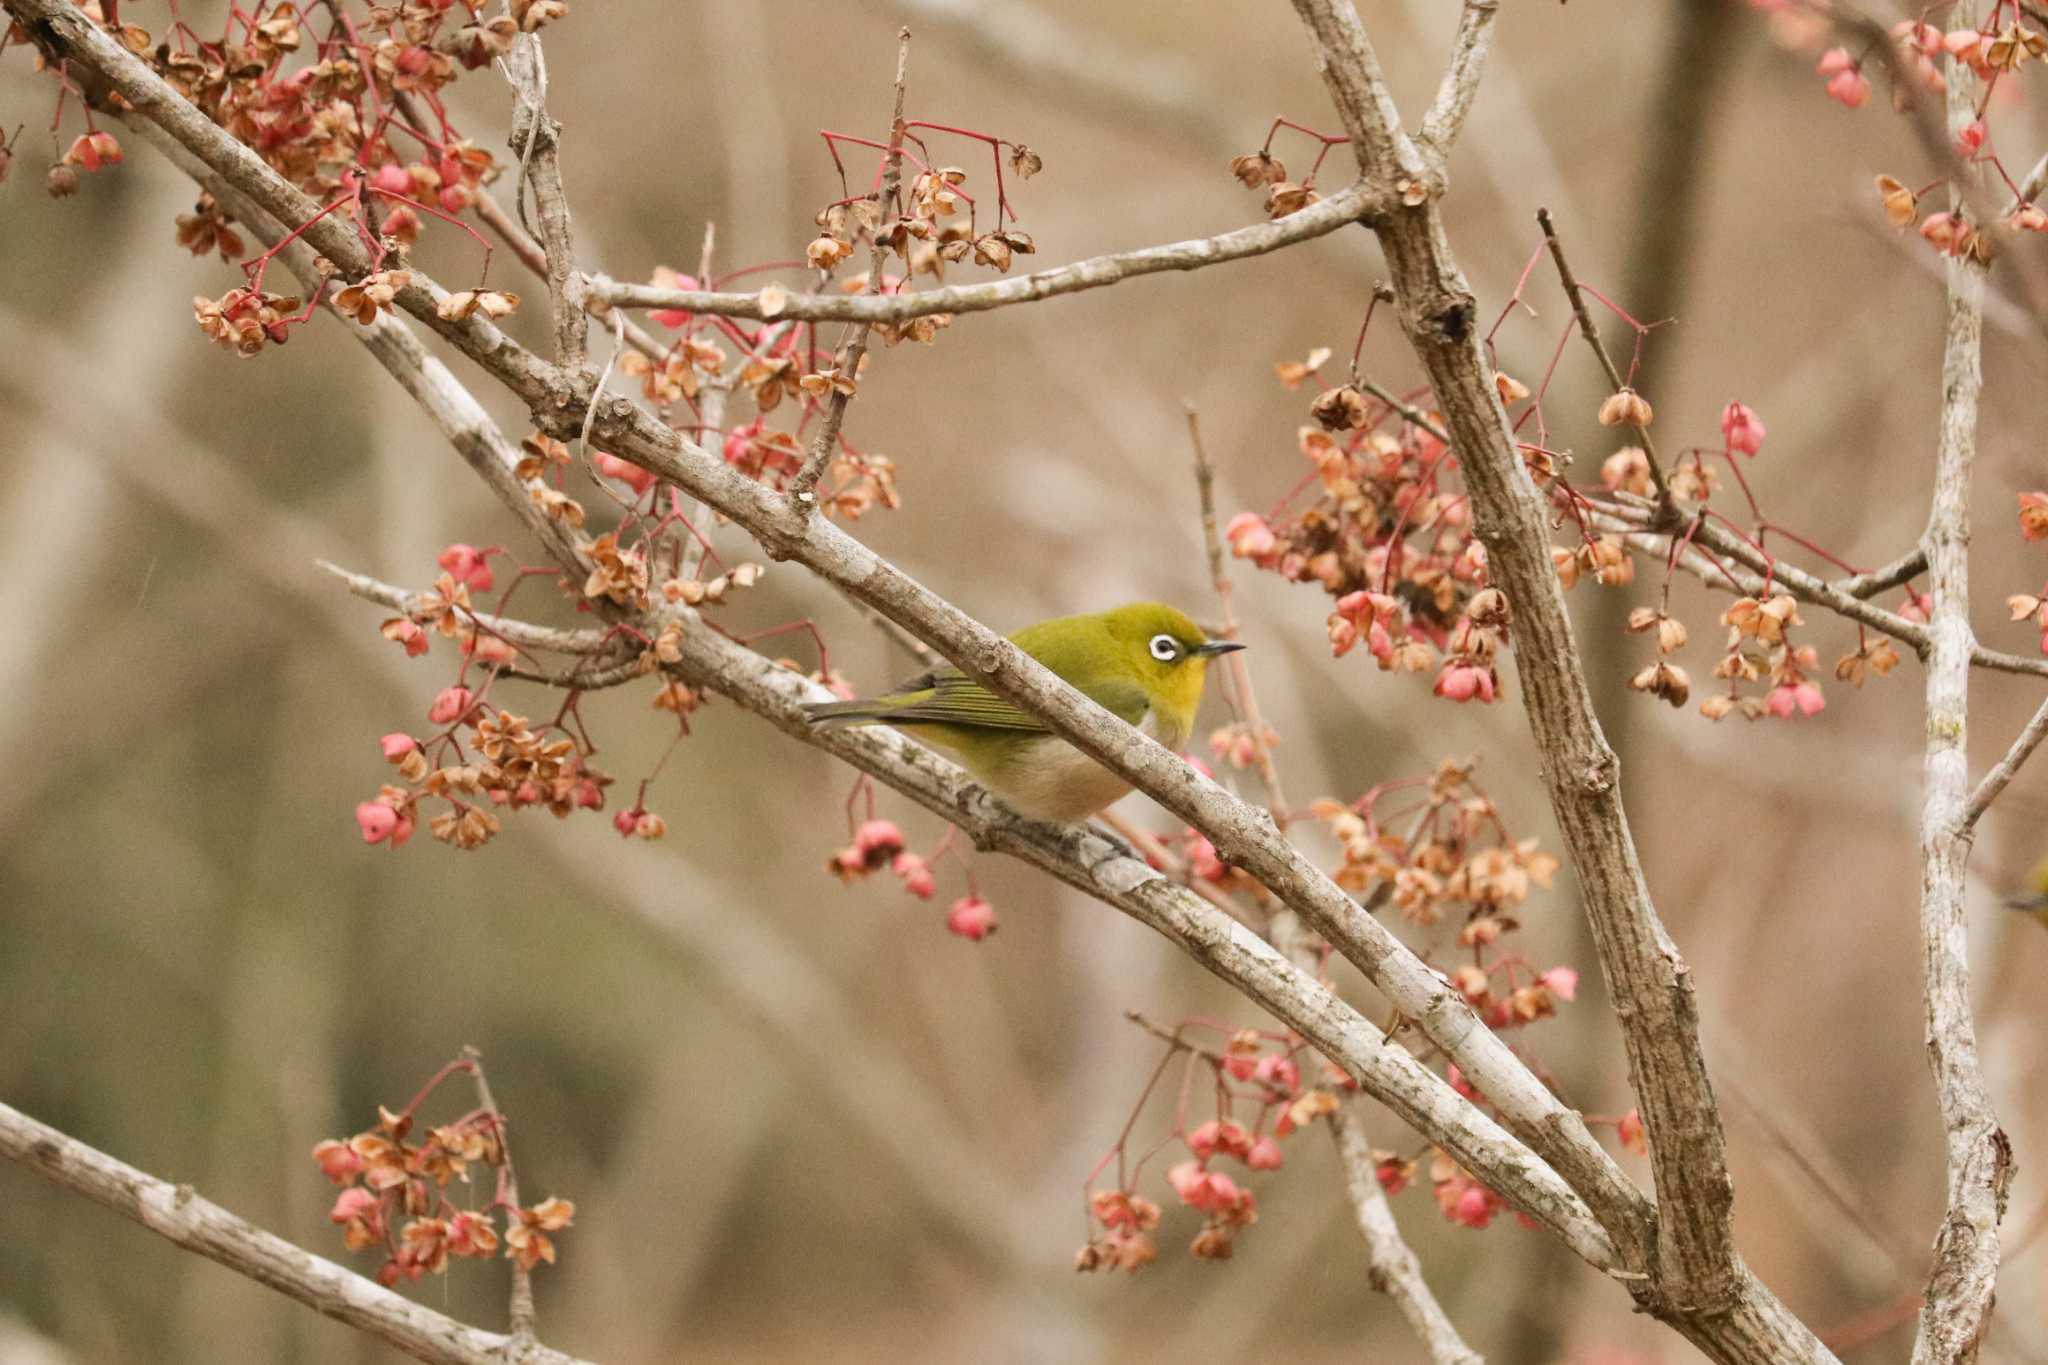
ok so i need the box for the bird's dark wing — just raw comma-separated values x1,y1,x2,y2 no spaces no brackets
803,668,1149,732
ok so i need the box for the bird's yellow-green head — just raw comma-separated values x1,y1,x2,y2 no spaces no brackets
803,601,1244,823
1008,602,1242,746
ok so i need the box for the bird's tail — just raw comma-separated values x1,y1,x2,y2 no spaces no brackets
801,698,888,729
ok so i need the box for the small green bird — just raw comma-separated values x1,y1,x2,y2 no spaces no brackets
804,602,1245,823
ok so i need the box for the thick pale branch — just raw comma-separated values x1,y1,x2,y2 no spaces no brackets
581,180,1382,323
0,1102,593,1365
1910,56,2012,1365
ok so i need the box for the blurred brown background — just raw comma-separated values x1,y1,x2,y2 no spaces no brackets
6,1,2048,1361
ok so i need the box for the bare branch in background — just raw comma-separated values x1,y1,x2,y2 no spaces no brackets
0,1102,595,1365
580,181,1381,323
889,0,1233,151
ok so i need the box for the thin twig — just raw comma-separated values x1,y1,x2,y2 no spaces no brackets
1358,376,1449,443
461,1048,534,1344
839,584,943,670
1187,403,1289,825
790,28,912,509
1960,693,2048,835
581,179,1382,324
1600,493,2048,680
1536,206,1671,509
474,189,665,362
1835,547,1927,600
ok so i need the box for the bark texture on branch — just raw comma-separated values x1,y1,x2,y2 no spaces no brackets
0,1102,593,1365
1909,54,2012,1365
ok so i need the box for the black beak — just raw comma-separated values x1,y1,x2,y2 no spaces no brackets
1194,640,1247,657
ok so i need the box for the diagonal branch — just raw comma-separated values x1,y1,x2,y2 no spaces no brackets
1595,496,2048,679
0,1101,594,1365
1960,694,2048,835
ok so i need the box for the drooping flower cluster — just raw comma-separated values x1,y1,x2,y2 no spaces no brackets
1088,759,1607,1265
355,529,790,854
1225,116,1355,220
1229,285,1915,722
1225,416,1498,706
1079,1024,1352,1270
6,1,565,356
1306,758,1560,939
1761,8,2048,262
824,808,1000,940
608,115,1045,521
311,1061,573,1288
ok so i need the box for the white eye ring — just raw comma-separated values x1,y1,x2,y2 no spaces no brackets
1149,634,1180,662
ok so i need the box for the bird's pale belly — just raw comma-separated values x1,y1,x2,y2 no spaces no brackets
955,709,1183,823
983,735,1137,823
